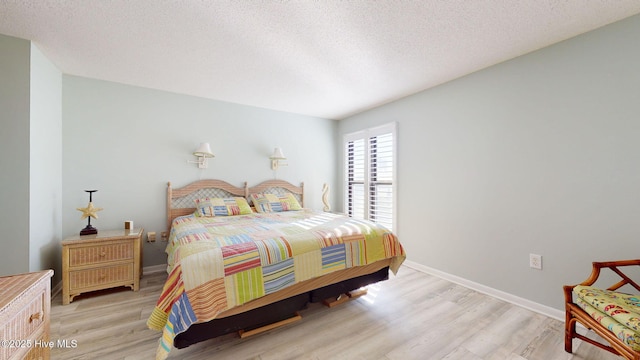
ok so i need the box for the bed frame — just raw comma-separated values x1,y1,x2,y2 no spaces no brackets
164,179,391,349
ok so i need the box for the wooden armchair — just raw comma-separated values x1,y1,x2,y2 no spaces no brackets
563,259,640,360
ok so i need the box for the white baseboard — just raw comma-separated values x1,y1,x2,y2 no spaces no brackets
51,279,63,298
143,264,167,275
403,260,564,321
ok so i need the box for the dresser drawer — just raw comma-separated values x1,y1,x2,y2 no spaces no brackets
69,263,134,291
0,270,52,360
0,293,46,359
24,340,48,360
68,241,134,267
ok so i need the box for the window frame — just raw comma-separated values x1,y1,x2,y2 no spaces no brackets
343,122,397,231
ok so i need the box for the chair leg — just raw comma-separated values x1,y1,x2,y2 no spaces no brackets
565,311,576,353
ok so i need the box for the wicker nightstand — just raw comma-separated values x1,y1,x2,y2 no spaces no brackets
62,228,143,305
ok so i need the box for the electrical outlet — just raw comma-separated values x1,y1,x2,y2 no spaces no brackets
147,231,156,242
161,231,168,241
529,253,542,270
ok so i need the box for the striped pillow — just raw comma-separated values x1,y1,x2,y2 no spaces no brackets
194,197,252,217
250,193,302,213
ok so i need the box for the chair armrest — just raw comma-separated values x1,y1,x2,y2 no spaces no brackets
563,259,640,304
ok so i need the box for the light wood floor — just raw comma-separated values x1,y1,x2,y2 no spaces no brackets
50,266,620,360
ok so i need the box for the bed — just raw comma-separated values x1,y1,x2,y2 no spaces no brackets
147,179,406,360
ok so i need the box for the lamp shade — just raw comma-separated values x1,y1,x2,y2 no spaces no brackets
193,143,214,158
270,147,286,160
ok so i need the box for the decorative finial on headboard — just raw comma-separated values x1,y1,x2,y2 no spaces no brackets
322,183,331,212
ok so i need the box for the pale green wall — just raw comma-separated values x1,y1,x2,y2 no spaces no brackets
62,76,338,268
3,13,639,313
29,44,63,277
0,34,31,276
338,14,640,311
0,34,62,279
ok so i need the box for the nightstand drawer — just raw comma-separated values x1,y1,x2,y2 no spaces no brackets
69,263,134,291
69,241,134,267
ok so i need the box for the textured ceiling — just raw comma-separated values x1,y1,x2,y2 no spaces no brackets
1,1,639,119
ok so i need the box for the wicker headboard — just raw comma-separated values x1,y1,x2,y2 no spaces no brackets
166,179,305,231
247,179,304,207
166,180,247,231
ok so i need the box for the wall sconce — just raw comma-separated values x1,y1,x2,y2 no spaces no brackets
270,147,287,170
188,142,214,169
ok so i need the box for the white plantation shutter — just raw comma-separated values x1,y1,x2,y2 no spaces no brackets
346,138,365,220
345,123,396,231
369,132,393,230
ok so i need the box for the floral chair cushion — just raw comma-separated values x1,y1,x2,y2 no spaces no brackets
574,285,640,350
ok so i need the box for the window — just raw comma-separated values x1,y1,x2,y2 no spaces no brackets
344,123,396,231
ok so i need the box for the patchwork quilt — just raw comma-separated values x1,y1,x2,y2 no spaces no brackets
147,209,405,360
